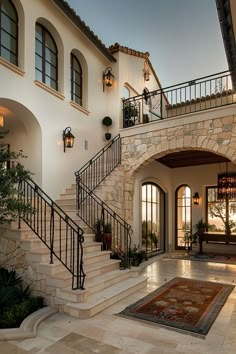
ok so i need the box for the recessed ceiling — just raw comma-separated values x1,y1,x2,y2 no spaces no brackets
157,151,230,168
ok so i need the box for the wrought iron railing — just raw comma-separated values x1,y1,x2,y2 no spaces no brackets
76,181,132,268
18,178,86,290
75,134,132,268
123,70,235,127
75,134,121,193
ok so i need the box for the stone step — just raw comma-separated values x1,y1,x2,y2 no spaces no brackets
63,276,147,319
56,268,135,302
21,233,96,251
46,259,120,288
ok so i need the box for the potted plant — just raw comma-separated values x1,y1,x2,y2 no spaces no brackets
102,116,112,140
192,219,209,254
104,222,112,250
95,219,104,243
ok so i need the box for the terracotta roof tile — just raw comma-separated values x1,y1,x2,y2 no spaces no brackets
109,43,150,59
51,0,116,62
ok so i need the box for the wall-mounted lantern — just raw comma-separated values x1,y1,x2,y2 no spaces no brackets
193,192,200,205
63,127,75,153
103,67,114,91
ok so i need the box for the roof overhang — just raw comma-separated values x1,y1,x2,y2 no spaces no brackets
215,0,236,86
51,0,116,63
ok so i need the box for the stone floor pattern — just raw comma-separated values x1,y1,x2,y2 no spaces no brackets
2,255,236,354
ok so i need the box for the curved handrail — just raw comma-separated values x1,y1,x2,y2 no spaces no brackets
18,178,86,290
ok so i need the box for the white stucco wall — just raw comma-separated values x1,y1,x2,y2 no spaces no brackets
0,0,163,199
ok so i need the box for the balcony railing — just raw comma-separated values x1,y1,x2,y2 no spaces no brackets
122,70,236,127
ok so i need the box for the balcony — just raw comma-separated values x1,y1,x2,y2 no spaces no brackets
122,70,236,128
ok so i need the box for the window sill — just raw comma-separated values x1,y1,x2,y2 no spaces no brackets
34,80,65,100
0,57,25,76
70,101,90,115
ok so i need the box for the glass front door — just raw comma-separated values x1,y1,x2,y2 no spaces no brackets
141,182,165,258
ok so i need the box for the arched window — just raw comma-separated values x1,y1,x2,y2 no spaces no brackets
35,23,58,90
142,182,165,258
0,0,18,65
71,53,82,105
175,185,192,249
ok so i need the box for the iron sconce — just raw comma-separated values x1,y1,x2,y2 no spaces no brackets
103,67,114,91
63,127,75,153
193,192,200,205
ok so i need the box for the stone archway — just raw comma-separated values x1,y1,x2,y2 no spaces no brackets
120,114,236,242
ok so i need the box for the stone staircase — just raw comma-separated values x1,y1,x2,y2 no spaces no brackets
1,166,147,319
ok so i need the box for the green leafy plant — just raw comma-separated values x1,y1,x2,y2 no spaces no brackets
0,267,22,287
0,296,44,328
102,116,112,127
104,223,111,233
0,130,32,225
0,267,44,328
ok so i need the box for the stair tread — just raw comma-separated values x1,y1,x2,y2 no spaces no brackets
66,276,147,309
49,259,120,280
61,269,131,294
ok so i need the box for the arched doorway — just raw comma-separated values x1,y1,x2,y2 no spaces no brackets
141,182,165,258
175,184,192,249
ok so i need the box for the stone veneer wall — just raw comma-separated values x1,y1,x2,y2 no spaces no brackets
120,114,236,227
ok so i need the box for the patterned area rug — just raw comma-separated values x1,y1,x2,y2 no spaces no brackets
118,277,234,336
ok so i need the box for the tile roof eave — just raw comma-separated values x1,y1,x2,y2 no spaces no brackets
51,0,116,63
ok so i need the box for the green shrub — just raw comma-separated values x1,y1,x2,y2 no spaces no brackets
0,297,44,328
0,267,44,328
0,267,22,287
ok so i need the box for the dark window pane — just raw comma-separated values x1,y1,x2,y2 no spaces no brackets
46,48,57,66
35,68,42,81
1,12,17,37
35,24,58,90
2,0,17,22
1,31,16,52
45,32,56,52
46,62,56,80
35,39,42,55
36,25,42,42
35,54,42,71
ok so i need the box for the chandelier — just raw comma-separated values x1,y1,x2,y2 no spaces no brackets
217,171,236,200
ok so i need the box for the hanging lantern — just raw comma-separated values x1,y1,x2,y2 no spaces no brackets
217,172,236,200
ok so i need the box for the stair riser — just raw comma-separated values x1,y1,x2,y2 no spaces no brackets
83,253,111,265
85,262,119,279
63,279,147,319
36,263,64,276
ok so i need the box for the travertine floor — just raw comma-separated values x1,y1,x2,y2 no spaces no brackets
3,255,236,353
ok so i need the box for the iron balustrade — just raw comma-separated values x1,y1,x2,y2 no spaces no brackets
123,70,235,127
18,178,86,290
76,181,132,268
75,134,132,268
75,134,121,194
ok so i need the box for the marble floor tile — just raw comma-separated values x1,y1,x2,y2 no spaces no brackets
3,256,236,354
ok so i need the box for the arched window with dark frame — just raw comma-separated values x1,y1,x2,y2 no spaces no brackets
0,0,18,65
35,23,58,90
71,53,82,105
142,182,165,258
175,185,192,249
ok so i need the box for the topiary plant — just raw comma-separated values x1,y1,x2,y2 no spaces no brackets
102,116,112,127
102,116,112,140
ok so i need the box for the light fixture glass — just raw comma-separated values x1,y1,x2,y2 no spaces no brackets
0,115,3,127
103,67,114,91
63,127,75,152
193,192,200,205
